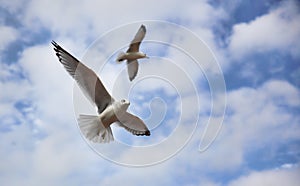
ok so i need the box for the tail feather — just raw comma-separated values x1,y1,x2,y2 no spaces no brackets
78,114,114,143
116,52,126,62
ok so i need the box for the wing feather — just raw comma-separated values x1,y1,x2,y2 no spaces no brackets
117,112,150,136
127,25,146,53
127,60,139,81
52,41,114,113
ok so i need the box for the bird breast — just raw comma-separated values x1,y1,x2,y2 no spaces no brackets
99,105,118,128
126,52,145,60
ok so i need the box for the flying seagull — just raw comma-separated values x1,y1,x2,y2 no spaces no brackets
116,24,148,81
52,41,150,143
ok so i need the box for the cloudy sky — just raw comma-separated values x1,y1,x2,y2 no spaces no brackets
1,0,300,185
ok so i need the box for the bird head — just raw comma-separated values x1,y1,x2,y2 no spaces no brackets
114,99,130,111
113,99,130,117
120,99,130,109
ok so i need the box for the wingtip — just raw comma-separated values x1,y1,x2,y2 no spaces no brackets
129,75,136,81
141,24,146,31
145,130,150,136
135,130,150,136
51,41,65,54
51,40,58,46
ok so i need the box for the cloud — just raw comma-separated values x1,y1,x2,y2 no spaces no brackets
228,0,300,59
0,63,32,134
211,80,300,169
20,0,224,53
18,43,77,122
0,0,26,13
228,165,300,186
0,25,18,50
168,79,300,174
0,42,110,185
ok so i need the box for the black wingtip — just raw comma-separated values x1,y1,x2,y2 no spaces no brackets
51,40,63,51
51,41,69,59
51,40,58,47
51,41,66,64
141,24,146,31
51,40,61,58
135,130,150,136
145,130,150,136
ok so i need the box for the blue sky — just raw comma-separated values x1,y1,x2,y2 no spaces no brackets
1,0,300,185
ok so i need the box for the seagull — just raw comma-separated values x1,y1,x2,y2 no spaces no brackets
116,24,148,81
52,41,150,143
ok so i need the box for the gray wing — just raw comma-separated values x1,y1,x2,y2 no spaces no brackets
127,25,146,53
117,112,150,136
127,60,139,81
52,41,114,113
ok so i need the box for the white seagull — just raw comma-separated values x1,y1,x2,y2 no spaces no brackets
52,41,150,143
116,24,148,81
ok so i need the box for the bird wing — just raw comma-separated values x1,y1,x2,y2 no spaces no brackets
117,112,150,136
126,25,146,53
52,41,114,114
127,60,139,81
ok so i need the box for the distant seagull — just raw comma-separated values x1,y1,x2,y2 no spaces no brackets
116,24,148,81
52,41,150,143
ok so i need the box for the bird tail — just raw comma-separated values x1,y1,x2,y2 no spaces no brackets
116,52,126,63
78,114,114,143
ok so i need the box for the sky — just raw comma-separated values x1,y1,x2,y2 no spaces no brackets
0,0,300,185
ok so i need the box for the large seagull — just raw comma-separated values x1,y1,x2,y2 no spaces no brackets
116,24,148,81
52,41,150,143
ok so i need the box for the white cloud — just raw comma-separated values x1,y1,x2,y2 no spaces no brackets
211,80,300,168
0,119,105,185
0,63,22,80
0,25,18,51
228,166,300,186
0,0,27,13
229,0,300,59
22,0,184,40
167,79,300,173
19,43,76,123
0,80,31,103
260,80,300,107
0,63,32,133
0,42,109,185
21,0,224,55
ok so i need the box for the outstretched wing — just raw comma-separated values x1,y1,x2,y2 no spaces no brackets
117,112,150,136
127,25,146,53
52,41,114,113
127,60,139,81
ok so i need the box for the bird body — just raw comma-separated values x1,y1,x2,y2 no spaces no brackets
117,51,147,62
117,24,148,81
78,100,130,142
52,41,150,143
99,100,130,128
